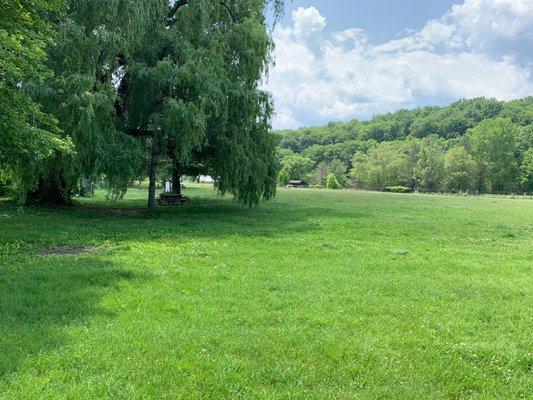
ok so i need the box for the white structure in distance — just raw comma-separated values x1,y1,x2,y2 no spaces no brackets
197,175,214,184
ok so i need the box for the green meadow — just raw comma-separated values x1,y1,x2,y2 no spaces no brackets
0,186,531,399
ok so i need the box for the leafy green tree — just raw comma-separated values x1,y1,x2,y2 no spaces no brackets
500,98,533,126
0,0,75,203
301,140,376,167
350,152,369,188
414,135,445,191
311,162,329,187
519,148,533,192
30,0,285,209
279,152,314,182
518,125,533,159
278,169,290,186
402,137,421,190
443,146,476,192
326,173,340,189
469,118,520,193
0,168,12,197
351,143,408,190
329,159,348,188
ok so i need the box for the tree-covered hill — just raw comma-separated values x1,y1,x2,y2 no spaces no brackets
275,97,533,193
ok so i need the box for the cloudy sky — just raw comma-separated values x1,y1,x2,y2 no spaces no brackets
266,0,533,129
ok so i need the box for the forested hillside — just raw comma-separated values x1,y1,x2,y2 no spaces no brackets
276,97,533,193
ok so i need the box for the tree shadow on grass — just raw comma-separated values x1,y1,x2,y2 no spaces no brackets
0,194,335,249
0,192,363,382
0,254,143,378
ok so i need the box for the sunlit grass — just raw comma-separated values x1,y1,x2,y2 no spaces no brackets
0,186,531,399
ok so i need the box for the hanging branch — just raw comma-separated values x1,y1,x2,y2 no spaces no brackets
167,0,236,26
168,0,189,21
219,1,236,23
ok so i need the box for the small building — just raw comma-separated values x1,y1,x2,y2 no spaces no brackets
198,175,214,184
286,180,305,188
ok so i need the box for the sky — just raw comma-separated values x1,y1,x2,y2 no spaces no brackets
265,0,533,129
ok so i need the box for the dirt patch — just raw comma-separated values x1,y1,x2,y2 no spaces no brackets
37,246,100,255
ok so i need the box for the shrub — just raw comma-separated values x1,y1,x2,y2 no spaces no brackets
384,185,411,193
326,173,340,189
278,169,290,186
0,169,13,197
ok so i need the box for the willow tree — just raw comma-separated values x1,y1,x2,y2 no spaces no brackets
33,0,284,210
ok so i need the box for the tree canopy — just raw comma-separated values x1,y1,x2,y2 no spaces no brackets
2,0,285,209
0,0,75,203
277,97,532,193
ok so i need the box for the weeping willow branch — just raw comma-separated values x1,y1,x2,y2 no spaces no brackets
167,0,188,24
219,1,236,22
167,0,236,25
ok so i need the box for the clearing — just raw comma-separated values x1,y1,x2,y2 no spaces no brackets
0,186,531,399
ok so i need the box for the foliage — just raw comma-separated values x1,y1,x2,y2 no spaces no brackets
443,146,476,192
519,148,533,192
7,0,285,208
279,98,532,194
277,98,532,151
0,168,13,196
301,139,375,166
384,185,411,193
311,162,329,187
277,169,290,186
468,118,520,193
278,151,314,182
326,172,340,189
351,142,408,190
413,136,446,191
0,0,76,202
329,158,348,188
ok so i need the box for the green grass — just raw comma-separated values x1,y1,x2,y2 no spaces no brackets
0,186,532,399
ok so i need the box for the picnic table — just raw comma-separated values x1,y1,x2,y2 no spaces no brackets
157,193,187,206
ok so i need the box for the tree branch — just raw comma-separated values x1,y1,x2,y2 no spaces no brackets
126,128,154,137
219,1,235,23
166,0,236,26
167,0,188,24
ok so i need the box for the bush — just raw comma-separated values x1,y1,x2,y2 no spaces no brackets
278,169,290,186
0,169,13,197
326,173,340,189
384,185,411,193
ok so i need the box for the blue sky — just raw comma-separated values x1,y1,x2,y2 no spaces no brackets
278,0,458,43
266,0,533,129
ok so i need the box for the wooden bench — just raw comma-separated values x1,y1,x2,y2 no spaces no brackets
157,193,187,206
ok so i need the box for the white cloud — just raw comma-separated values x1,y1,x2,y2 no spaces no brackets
266,0,533,129
272,107,300,130
449,0,533,46
291,6,326,40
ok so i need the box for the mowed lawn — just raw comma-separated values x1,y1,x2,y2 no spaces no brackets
0,186,531,399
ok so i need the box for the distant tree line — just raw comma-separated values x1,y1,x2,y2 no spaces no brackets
276,98,533,194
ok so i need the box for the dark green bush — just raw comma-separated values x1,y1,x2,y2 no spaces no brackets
0,169,13,197
384,185,412,193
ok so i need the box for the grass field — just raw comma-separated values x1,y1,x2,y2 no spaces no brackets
0,186,531,399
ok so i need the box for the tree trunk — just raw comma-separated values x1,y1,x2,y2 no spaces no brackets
147,139,159,211
27,178,71,205
172,162,181,196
